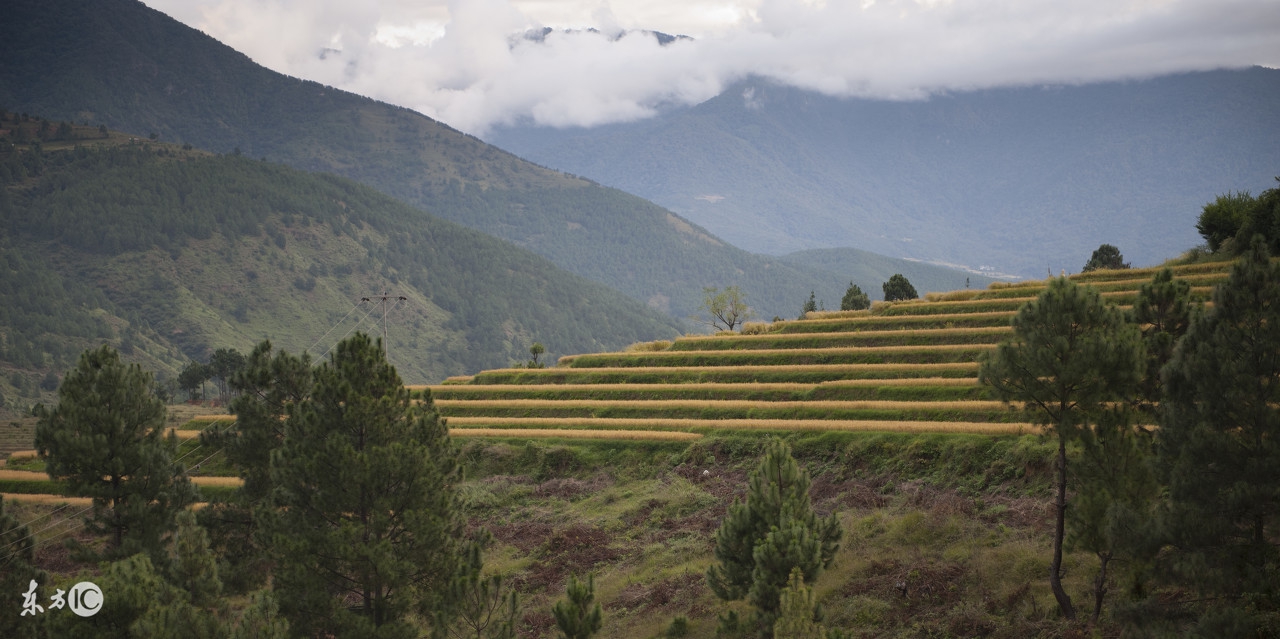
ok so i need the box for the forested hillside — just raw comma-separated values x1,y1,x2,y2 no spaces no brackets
0,0,987,321
0,122,682,414
489,70,1280,278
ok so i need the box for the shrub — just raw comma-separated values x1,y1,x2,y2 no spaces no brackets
882,274,918,302
666,615,690,637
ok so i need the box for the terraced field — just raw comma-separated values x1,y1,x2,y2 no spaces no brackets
420,262,1230,440
0,261,1234,501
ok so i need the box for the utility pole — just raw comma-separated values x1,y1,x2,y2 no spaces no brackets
360,291,408,359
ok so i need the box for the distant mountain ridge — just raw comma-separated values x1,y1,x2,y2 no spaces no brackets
0,0,989,322
487,69,1280,277
0,128,683,413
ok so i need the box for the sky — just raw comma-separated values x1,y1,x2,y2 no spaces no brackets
141,0,1280,136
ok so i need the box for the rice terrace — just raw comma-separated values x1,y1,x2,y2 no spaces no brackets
9,249,1280,637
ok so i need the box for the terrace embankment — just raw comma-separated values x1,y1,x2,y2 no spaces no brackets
423,262,1224,442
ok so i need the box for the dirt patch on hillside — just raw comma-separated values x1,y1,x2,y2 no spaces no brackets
607,572,705,615
531,472,612,500
516,525,620,591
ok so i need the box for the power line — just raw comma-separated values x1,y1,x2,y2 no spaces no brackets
0,417,243,565
359,291,408,360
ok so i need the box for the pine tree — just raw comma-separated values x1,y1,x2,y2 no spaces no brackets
1130,268,1193,413
552,573,603,639
773,568,824,639
211,340,312,499
800,292,817,319
167,510,222,608
707,439,842,633
227,590,290,639
839,283,870,311
440,541,520,639
264,333,466,637
208,347,246,405
1159,236,1280,599
979,278,1144,620
1066,407,1160,624
35,345,197,560
199,341,312,593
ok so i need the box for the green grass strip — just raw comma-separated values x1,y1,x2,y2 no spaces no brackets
446,416,1041,436
451,428,702,441
667,326,1012,351
563,344,994,368
431,382,819,402
469,362,980,385
436,398,1025,422
771,311,1017,334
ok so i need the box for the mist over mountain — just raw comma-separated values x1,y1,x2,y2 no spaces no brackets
0,0,988,324
487,69,1280,278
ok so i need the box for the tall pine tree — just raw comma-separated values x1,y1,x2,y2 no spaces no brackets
1159,236,1280,601
707,439,842,634
1130,267,1194,414
35,345,196,560
1066,406,1160,624
979,278,1143,620
263,333,467,637
198,340,312,592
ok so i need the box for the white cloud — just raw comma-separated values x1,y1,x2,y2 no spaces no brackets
142,0,1280,135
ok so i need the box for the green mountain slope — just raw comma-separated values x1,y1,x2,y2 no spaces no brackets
488,70,1280,277
0,0,987,321
0,128,683,413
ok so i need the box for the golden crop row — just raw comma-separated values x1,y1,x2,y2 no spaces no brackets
435,398,1016,411
445,416,1041,436
0,469,242,487
784,309,1017,325
560,343,996,363
673,325,1013,343
449,428,702,441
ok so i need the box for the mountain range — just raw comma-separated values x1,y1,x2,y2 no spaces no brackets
0,0,987,327
0,122,683,395
487,69,1280,278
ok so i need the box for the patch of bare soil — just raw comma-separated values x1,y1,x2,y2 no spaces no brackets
518,610,555,639
488,520,556,554
607,572,705,615
809,474,891,512
979,495,1052,532
841,558,967,609
531,472,611,500
672,465,747,503
516,525,620,591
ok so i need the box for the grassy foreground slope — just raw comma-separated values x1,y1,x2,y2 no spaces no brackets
0,0,990,320
0,129,681,414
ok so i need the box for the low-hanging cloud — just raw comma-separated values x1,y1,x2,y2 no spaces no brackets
144,0,1280,135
